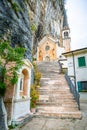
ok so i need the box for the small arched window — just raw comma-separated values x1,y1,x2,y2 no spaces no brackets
20,73,24,91
20,78,23,91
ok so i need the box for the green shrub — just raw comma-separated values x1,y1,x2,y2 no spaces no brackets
0,40,25,96
31,24,37,32
30,63,41,108
33,63,41,85
30,84,39,108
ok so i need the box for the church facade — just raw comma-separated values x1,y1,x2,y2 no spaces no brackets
37,35,57,61
37,29,71,62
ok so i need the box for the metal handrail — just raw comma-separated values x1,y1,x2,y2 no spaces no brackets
58,60,62,74
65,73,80,110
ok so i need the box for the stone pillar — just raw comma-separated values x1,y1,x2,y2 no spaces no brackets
15,77,21,99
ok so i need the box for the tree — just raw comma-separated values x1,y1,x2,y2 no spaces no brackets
0,40,25,130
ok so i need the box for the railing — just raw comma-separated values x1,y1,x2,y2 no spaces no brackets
65,73,80,110
58,60,62,74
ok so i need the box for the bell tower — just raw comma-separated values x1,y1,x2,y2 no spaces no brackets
62,26,71,52
62,9,71,52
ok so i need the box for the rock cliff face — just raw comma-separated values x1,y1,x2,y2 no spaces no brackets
27,0,66,52
0,0,32,60
0,0,66,59
0,0,67,128
28,0,64,35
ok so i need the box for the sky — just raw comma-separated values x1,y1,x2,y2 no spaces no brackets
65,0,87,50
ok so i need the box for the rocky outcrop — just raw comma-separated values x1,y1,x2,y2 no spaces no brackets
27,0,66,53
0,0,67,58
28,0,65,36
0,0,68,128
0,0,32,61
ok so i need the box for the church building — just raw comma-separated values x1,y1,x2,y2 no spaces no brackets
37,35,58,61
37,27,71,62
37,9,71,62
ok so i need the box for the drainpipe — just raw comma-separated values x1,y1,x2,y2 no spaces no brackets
72,52,80,109
72,52,76,89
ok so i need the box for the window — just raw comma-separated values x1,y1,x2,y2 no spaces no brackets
64,31,68,38
78,56,86,67
20,78,23,91
77,81,87,92
45,45,50,51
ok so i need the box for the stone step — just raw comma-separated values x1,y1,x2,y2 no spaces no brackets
37,99,78,104
38,92,73,96
39,93,74,96
37,102,78,107
39,97,74,101
39,94,74,98
49,96,74,99
37,109,79,114
38,92,73,95
38,89,71,92
12,114,33,127
37,106,79,113
36,61,81,119
37,99,77,104
35,111,82,119
38,100,76,104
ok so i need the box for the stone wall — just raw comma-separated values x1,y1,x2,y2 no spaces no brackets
28,0,64,37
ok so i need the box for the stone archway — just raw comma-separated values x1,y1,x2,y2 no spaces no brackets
12,68,31,121
45,56,50,61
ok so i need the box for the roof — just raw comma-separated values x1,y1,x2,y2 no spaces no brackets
62,47,87,56
38,35,58,46
63,9,69,29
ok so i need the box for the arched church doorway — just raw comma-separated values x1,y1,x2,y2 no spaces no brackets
45,56,50,61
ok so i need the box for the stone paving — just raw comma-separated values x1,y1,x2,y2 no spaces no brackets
13,101,87,130
12,62,87,130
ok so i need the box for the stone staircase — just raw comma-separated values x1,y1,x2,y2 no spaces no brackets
36,61,82,119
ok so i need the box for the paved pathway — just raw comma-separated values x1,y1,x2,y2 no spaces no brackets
13,101,87,130
12,62,87,130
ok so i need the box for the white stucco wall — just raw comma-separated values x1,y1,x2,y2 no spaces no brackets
56,45,65,58
12,99,30,120
61,60,67,68
67,57,74,76
66,51,87,90
75,53,87,82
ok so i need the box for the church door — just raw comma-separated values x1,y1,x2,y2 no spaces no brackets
45,56,50,61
